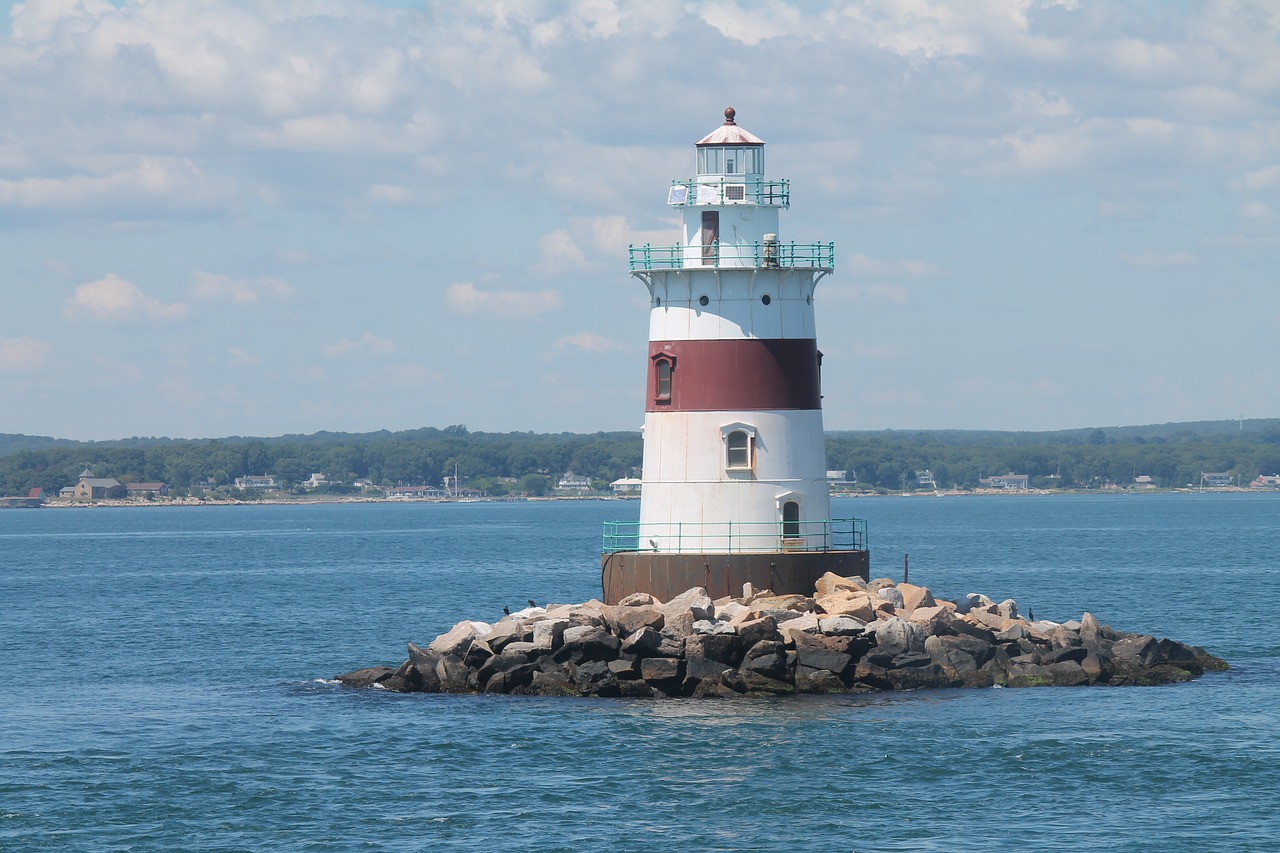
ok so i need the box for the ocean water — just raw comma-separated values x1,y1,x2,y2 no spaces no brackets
1,493,1277,851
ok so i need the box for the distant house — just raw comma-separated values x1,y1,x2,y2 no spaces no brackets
303,473,329,489
1201,472,1232,488
387,485,444,499
1132,475,1157,489
556,472,592,494
0,488,44,508
235,475,278,489
1251,474,1280,489
73,469,124,499
610,477,642,495
979,473,1030,490
915,469,937,488
126,482,170,499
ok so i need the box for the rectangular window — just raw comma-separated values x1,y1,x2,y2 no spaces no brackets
655,359,672,401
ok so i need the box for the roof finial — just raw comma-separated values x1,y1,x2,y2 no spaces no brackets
724,106,736,126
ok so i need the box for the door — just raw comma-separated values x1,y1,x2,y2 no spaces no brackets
701,211,719,265
782,501,800,538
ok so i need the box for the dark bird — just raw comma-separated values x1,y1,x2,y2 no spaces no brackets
527,599,537,608
502,605,510,616
1028,608,1035,621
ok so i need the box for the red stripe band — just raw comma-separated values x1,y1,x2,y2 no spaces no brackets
646,339,821,412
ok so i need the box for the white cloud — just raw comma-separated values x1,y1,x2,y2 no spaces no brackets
322,331,397,358
191,271,294,304
533,228,588,275
446,282,562,318
557,331,624,353
63,274,190,323
227,347,260,367
845,253,941,280
0,336,51,372
824,283,912,305
1118,250,1200,268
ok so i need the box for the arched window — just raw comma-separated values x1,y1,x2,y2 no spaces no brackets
726,430,752,470
653,356,674,403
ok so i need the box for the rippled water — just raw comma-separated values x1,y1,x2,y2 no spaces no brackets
2,494,1277,851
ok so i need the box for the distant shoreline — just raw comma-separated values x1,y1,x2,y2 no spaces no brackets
12,486,1272,509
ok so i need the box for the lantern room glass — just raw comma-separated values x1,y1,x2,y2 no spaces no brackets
697,146,763,176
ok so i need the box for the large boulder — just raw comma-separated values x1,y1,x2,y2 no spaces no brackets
792,632,856,677
552,626,621,663
427,620,493,656
732,614,781,649
740,639,790,681
661,587,716,623
870,617,927,657
605,603,664,637
815,591,875,621
815,571,867,597
897,582,936,615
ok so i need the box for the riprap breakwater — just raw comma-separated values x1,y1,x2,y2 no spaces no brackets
337,573,1227,698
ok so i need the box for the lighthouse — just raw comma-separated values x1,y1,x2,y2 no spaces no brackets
601,107,869,605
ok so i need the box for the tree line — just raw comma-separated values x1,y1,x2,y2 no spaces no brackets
1,420,1278,497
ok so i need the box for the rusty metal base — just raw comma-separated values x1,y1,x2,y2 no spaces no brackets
601,550,870,606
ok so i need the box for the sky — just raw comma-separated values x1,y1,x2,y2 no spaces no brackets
1,0,1278,441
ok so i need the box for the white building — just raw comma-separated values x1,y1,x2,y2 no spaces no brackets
601,108,868,603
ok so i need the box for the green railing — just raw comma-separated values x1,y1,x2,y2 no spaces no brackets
668,178,790,207
602,517,867,554
629,241,834,271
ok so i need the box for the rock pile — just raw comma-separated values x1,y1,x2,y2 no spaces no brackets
336,573,1227,698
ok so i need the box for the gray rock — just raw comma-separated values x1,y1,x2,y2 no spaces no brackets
741,640,790,681
621,626,665,656
686,633,744,667
793,633,854,675
335,665,395,689
876,587,905,609
734,616,780,650
795,666,845,693
871,617,926,657
606,604,664,637
427,620,492,656
640,656,685,685
662,587,715,622
552,626,621,663
692,619,737,635
618,592,659,607
1111,635,1158,665
818,615,866,636
562,624,603,646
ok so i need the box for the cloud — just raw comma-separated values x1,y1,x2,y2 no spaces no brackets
845,253,941,279
533,228,588,275
322,331,397,358
227,347,261,367
446,282,562,318
63,274,190,323
825,283,912,305
0,336,51,372
1118,250,1200,268
557,331,624,353
191,271,295,304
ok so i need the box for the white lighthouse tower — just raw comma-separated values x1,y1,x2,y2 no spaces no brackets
602,108,868,604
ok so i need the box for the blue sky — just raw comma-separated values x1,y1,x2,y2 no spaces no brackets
1,0,1277,441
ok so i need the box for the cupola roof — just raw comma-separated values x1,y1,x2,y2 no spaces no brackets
696,107,764,147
